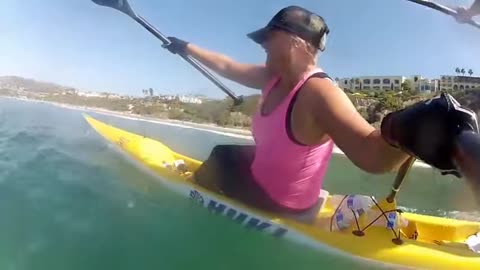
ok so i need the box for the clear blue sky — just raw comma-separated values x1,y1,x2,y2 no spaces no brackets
1,0,479,98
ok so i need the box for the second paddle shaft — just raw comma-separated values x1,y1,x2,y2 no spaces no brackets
386,156,416,203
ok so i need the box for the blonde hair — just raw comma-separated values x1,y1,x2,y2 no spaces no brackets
289,34,318,64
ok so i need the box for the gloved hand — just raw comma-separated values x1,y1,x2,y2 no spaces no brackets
163,37,189,55
381,92,479,177
455,7,474,23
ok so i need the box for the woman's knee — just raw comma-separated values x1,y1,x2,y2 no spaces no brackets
210,145,232,158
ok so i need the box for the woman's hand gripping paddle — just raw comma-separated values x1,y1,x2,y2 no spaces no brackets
91,0,243,105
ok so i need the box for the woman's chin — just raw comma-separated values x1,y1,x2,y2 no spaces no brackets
266,63,280,74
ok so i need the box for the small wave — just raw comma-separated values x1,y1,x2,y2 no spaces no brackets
26,238,48,253
26,187,48,200
9,129,50,146
34,144,71,161
53,211,93,235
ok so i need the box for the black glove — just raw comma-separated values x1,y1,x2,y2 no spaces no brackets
381,92,479,177
163,37,189,55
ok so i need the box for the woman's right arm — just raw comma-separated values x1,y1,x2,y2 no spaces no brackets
470,0,480,15
456,1,480,22
184,43,270,90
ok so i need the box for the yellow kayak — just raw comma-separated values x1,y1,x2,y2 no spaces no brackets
84,114,480,270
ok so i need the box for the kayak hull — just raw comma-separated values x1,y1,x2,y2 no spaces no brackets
84,114,480,270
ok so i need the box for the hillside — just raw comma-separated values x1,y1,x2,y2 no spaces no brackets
0,76,70,93
453,89,480,113
1,75,479,130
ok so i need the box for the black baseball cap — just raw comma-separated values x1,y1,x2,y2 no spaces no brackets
247,6,330,51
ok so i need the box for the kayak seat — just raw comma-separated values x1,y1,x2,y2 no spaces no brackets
280,189,329,224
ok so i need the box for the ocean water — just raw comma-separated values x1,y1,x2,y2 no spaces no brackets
0,98,478,270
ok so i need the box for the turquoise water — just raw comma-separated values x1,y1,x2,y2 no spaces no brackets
0,98,477,270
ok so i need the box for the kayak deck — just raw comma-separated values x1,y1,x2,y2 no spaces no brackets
84,114,480,270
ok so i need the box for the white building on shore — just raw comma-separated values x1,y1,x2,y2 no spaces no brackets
338,76,406,92
157,94,203,104
440,75,480,92
338,75,438,93
179,95,203,104
411,75,439,93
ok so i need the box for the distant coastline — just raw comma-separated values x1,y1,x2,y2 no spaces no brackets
0,74,440,132
1,95,254,139
6,73,469,170
1,95,435,169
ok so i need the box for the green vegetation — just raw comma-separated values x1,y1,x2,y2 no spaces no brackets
43,94,131,112
39,93,257,129
455,67,475,77
36,89,431,129
3,74,479,130
452,89,480,113
345,87,435,126
1,88,449,130
162,96,258,127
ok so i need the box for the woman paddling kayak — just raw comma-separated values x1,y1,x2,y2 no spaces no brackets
164,5,478,215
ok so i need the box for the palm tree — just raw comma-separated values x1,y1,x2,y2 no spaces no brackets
461,68,466,76
455,67,461,75
148,88,154,97
355,78,361,90
334,77,339,87
469,69,474,76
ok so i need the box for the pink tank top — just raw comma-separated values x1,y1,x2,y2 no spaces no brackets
250,68,334,210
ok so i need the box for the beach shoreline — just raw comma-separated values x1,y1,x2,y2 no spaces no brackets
1,96,255,139
1,96,432,168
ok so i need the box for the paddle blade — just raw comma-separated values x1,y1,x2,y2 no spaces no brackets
91,0,136,17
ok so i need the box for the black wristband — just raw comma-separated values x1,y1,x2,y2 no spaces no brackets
166,37,189,54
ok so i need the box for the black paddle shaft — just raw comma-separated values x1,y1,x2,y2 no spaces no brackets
385,130,480,205
405,0,480,29
386,156,416,203
133,16,243,105
91,0,243,105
